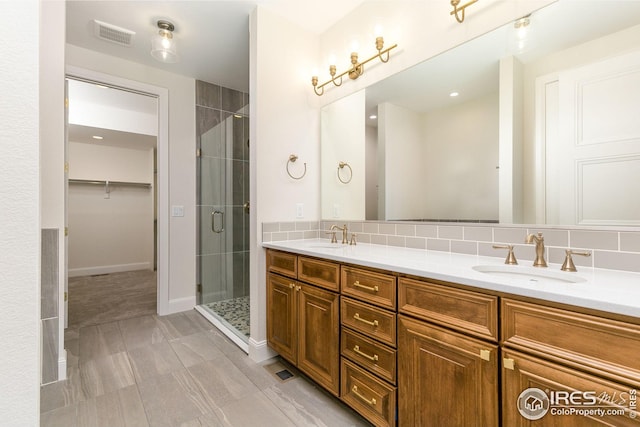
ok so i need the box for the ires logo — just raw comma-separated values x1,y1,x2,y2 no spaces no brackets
517,388,636,421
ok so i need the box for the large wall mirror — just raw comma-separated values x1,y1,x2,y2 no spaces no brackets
321,0,640,226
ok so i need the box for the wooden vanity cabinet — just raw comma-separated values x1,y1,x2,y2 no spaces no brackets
340,265,398,427
397,277,500,427
266,250,340,396
501,298,640,425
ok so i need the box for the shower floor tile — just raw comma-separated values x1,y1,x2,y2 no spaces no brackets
203,296,250,337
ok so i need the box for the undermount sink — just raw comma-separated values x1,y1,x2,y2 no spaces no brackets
472,264,587,284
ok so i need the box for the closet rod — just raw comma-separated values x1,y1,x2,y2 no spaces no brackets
68,179,152,188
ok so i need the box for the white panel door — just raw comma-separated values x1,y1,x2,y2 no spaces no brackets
547,50,640,225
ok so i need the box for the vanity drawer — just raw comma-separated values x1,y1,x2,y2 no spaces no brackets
341,297,396,347
341,358,397,427
267,250,297,279
341,266,397,310
502,298,640,388
341,328,397,384
297,256,340,291
398,277,498,342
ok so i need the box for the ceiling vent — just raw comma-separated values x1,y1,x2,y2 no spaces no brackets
93,20,135,47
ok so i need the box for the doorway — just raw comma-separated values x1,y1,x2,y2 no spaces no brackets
65,72,167,329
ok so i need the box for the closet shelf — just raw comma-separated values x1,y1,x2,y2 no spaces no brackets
69,179,152,189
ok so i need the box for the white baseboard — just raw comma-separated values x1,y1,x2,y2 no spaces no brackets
58,349,67,381
163,296,196,315
68,262,153,277
248,338,277,363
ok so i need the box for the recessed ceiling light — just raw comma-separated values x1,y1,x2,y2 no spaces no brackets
369,114,377,120
92,135,104,140
449,91,459,97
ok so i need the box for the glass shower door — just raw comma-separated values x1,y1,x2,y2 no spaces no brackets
196,82,249,343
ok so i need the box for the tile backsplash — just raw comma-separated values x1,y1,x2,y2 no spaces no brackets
262,220,640,274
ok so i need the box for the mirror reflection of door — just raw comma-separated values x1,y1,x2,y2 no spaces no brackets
543,50,640,226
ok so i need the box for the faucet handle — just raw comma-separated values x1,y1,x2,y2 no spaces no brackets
493,244,518,265
561,249,591,272
349,233,357,246
325,231,337,244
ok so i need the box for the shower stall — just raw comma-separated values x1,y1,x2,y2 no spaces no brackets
195,81,250,348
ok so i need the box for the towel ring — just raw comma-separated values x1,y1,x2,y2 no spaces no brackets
286,154,306,180
337,161,353,184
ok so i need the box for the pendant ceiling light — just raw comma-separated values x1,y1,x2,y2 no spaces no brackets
151,20,178,63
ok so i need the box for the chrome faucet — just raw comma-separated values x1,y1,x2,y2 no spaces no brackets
331,224,348,244
526,232,547,267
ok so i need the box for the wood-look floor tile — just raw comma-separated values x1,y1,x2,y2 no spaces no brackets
186,356,260,408
169,331,225,368
79,321,126,363
119,315,165,351
76,385,148,427
41,366,86,413
79,351,136,399
264,377,372,427
155,312,208,340
177,412,224,427
137,369,215,427
213,391,296,427
127,341,184,382
40,404,77,427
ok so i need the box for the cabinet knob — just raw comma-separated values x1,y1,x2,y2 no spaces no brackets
295,285,301,291
480,349,491,361
289,283,295,289
503,358,515,370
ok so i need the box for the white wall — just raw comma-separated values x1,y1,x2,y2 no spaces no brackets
68,142,154,276
365,124,378,219
66,45,196,312
424,92,499,221
321,89,366,220
0,1,41,424
379,102,424,220
250,6,320,361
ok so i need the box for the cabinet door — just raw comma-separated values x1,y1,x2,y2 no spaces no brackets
502,349,640,426
266,273,297,363
398,315,499,427
298,283,340,396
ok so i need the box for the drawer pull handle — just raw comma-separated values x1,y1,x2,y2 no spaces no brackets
353,313,378,327
353,345,379,362
352,385,377,406
353,280,379,292
503,358,515,370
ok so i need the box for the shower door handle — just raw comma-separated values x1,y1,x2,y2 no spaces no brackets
211,210,224,233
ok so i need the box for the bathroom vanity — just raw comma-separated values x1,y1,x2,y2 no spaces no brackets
263,239,640,427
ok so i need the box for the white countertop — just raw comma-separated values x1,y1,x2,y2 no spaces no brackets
262,239,640,319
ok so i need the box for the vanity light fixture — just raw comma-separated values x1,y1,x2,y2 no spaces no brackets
151,20,178,63
450,0,478,23
92,135,104,140
311,37,397,96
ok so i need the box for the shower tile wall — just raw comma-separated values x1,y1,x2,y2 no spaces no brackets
196,81,249,301
41,228,59,384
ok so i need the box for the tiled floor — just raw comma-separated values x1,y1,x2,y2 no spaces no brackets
41,309,372,427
